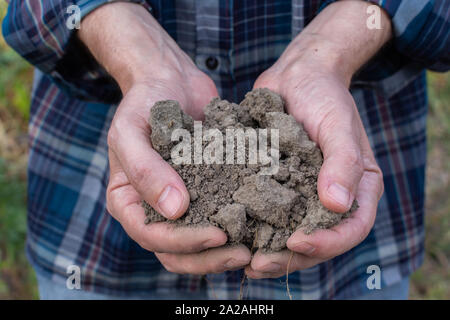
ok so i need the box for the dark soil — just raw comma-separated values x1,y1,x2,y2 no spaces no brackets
143,88,357,252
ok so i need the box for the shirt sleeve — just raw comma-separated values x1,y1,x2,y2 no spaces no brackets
319,0,450,76
2,0,153,103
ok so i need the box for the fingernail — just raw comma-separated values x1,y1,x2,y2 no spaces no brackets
260,263,282,273
157,186,183,219
224,259,248,270
327,182,352,209
292,241,315,255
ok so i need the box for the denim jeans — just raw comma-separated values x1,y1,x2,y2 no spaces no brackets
36,272,410,300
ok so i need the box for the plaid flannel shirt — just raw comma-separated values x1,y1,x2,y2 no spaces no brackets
2,0,449,299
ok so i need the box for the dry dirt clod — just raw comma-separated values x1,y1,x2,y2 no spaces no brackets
210,203,247,243
143,88,358,252
232,175,299,228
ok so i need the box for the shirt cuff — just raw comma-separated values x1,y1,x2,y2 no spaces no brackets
56,0,153,103
3,0,153,103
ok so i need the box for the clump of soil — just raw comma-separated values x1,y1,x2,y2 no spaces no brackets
143,88,357,252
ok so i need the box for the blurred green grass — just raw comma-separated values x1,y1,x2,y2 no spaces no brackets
0,2,37,300
410,72,450,299
0,1,448,300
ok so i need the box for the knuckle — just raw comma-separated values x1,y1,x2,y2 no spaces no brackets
376,167,385,199
106,176,119,199
364,157,385,200
379,177,385,200
105,193,114,215
105,181,114,212
255,70,276,90
107,120,122,149
105,185,115,203
105,181,123,220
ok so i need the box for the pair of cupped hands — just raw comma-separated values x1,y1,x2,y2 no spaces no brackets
80,2,388,279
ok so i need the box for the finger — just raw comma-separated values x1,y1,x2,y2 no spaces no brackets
107,148,143,216
286,168,382,260
107,151,227,253
141,222,228,253
315,104,365,213
108,192,227,254
359,125,385,201
245,250,323,279
156,245,251,275
108,98,190,220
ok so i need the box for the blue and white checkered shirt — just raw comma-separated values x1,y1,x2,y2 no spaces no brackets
2,0,449,299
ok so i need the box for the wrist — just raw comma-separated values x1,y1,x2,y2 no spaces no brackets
286,34,356,87
78,2,197,95
283,0,392,87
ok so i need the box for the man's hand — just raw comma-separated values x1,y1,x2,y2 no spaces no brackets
79,2,251,274
246,0,391,279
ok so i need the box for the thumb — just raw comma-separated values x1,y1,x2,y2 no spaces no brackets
316,110,364,213
108,91,190,220
109,117,190,220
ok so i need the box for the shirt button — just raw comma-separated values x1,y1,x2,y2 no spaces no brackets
205,56,219,70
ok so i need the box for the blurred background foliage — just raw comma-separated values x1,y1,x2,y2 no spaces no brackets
0,1,37,300
0,2,448,300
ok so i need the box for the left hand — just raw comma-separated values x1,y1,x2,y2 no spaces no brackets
245,1,391,279
246,62,384,278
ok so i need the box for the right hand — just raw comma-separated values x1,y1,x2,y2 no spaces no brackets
79,2,251,274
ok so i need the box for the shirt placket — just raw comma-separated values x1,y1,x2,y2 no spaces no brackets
195,0,234,100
